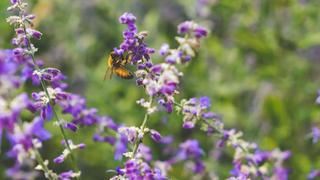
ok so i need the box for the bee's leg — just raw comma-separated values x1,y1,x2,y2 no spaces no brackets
103,67,110,81
109,68,113,79
124,52,133,65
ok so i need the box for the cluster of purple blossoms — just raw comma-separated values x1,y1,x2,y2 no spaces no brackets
0,48,52,177
215,128,290,179
117,12,155,64
111,139,206,180
111,125,163,160
4,0,106,178
169,139,205,174
135,21,208,114
136,63,182,113
173,94,290,179
6,0,106,132
6,117,51,178
179,96,221,129
2,0,293,178
173,95,290,179
111,158,166,180
110,14,209,180
110,143,169,180
160,21,207,65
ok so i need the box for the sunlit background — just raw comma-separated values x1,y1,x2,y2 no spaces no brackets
1,0,320,179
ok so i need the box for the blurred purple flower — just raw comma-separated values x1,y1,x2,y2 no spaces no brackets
53,155,65,164
111,158,167,180
309,169,320,179
176,139,203,160
135,144,153,162
114,134,128,160
178,21,193,34
150,129,162,142
312,126,320,144
93,134,116,145
273,167,289,180
177,21,208,39
59,170,80,180
117,12,154,63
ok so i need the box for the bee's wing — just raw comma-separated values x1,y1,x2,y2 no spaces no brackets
114,66,134,79
104,54,113,80
103,67,113,80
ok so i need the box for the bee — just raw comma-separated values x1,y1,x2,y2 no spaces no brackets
103,51,134,80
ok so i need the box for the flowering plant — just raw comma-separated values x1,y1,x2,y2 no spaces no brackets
0,0,296,180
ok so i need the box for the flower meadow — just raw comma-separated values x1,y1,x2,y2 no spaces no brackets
1,0,320,180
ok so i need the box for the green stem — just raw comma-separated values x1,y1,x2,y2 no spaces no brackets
34,149,57,180
131,95,153,158
21,24,80,177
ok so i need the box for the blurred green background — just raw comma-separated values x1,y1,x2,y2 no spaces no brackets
1,0,320,179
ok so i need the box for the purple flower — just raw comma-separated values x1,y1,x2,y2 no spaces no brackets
309,169,320,179
59,170,80,180
177,21,208,39
199,96,211,109
33,68,61,82
111,158,166,179
160,136,173,144
6,163,38,180
192,160,205,173
41,104,53,120
31,117,51,141
135,144,153,162
178,21,193,34
93,134,116,145
249,151,270,165
32,88,71,120
176,139,203,160
229,161,250,179
53,155,65,164
26,28,42,40
116,13,154,65
158,98,174,113
202,112,220,119
119,12,136,25
10,0,18,5
118,126,139,143
312,126,320,144
273,167,289,180
159,44,170,56
150,129,162,142
59,94,99,127
65,122,78,132
182,121,195,129
114,134,128,160
180,97,218,129
217,129,236,148
193,27,208,38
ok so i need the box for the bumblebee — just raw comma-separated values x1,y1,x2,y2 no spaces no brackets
103,51,134,80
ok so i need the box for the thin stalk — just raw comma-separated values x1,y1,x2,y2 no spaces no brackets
131,95,153,158
34,149,57,180
21,25,80,176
